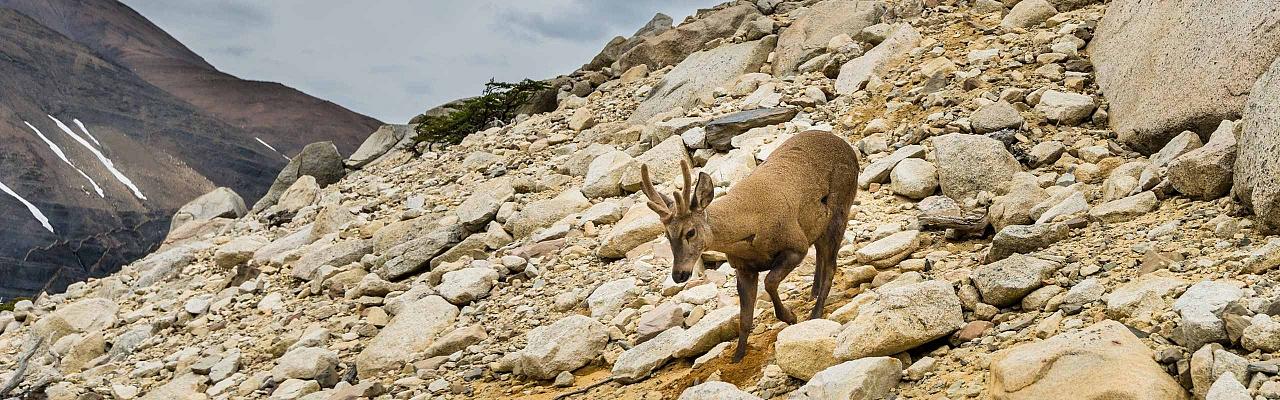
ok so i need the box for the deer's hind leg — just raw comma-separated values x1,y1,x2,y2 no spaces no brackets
811,204,851,320
764,251,803,325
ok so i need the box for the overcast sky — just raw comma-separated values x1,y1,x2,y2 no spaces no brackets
121,1,719,123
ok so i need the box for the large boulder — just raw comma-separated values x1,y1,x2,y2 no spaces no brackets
775,319,842,380
584,13,672,71
835,23,921,94
988,320,1188,399
773,0,886,76
456,178,515,231
356,296,458,378
291,239,372,281
834,280,963,360
169,187,246,233
632,36,776,122
599,203,664,258
703,108,799,151
972,254,1059,307
345,124,411,168
1169,120,1238,199
507,189,591,238
614,4,761,73
611,326,685,383
582,150,637,198
933,133,1022,201
1235,57,1280,232
620,135,693,191
253,141,345,213
1089,0,1280,153
514,315,609,380
32,298,118,343
377,224,464,280
1172,280,1244,350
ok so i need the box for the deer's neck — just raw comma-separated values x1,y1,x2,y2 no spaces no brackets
704,195,747,253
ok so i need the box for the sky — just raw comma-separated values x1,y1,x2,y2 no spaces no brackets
122,0,720,123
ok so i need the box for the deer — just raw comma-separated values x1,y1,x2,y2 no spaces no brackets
639,130,859,363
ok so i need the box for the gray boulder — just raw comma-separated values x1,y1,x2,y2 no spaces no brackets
836,24,921,94
773,0,885,76
632,36,776,122
933,133,1022,201
1169,120,1237,199
456,178,515,231
356,296,458,378
253,141,345,213
1090,0,1280,153
987,224,1069,262
514,315,609,380
791,357,902,400
346,124,411,168
615,4,762,74
1000,0,1057,30
1235,57,1280,232
971,101,1025,134
972,254,1059,307
678,382,762,400
170,187,246,233
834,280,963,360
704,108,799,151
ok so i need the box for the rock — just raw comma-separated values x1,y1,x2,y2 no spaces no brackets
987,223,1068,262
1028,141,1066,167
1034,190,1088,224
272,347,339,387
988,320,1188,399
637,302,684,343
569,108,597,131
1235,57,1280,231
1205,373,1250,400
377,225,463,280
621,135,693,191
703,108,800,151
582,150,637,198
773,0,885,75
834,280,963,360
632,36,776,122
1173,280,1244,350
423,325,488,358
836,23,922,94
213,238,266,272
971,254,1059,307
890,158,938,199
933,133,1022,201
272,379,319,399
612,326,685,383
140,373,208,400
1151,130,1204,168
854,230,920,266
989,174,1050,231
588,277,638,319
1060,277,1105,314
1169,120,1237,199
1105,271,1188,321
436,267,499,305
276,175,320,214
678,381,762,400
1035,90,1096,126
254,141,345,213
32,298,118,342
60,331,105,373
775,319,842,380
1090,0,1280,153
672,306,739,358
1000,0,1057,30
971,101,1025,133
859,144,925,188
1191,344,1248,400
346,124,410,168
790,357,902,400
1243,314,1280,352
292,239,372,281
356,296,459,378
508,189,591,238
615,4,761,73
456,178,515,231
170,187,246,233
514,315,609,380
1088,191,1158,223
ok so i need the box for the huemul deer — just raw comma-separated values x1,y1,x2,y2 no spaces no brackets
640,130,859,362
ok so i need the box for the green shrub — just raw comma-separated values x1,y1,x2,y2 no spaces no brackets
412,79,549,150
0,297,27,312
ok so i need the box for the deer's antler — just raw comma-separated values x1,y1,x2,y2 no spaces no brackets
640,164,674,221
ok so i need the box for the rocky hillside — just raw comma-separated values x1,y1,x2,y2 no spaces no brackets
6,0,1280,399
0,0,382,299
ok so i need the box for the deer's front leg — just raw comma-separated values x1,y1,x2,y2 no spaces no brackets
764,251,802,325
733,269,759,363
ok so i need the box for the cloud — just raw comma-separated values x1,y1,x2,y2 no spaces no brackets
122,0,719,123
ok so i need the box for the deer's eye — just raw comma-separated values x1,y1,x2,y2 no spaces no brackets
685,230,696,240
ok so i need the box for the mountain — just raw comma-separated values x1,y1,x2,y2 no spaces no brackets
0,1,381,299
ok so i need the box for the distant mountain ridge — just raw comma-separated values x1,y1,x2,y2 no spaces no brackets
0,0,382,298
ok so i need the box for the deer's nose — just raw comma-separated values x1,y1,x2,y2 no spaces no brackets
672,270,692,283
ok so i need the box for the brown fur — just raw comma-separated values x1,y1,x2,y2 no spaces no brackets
641,130,859,362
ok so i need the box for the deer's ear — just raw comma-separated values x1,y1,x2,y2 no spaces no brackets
692,172,715,211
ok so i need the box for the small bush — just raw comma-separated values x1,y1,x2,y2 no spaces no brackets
0,297,27,312
412,79,549,150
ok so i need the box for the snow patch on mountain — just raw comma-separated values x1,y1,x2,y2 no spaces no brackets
49,115,146,200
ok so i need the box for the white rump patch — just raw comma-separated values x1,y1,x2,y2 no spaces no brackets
25,121,104,197
0,179,55,233
49,115,147,200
